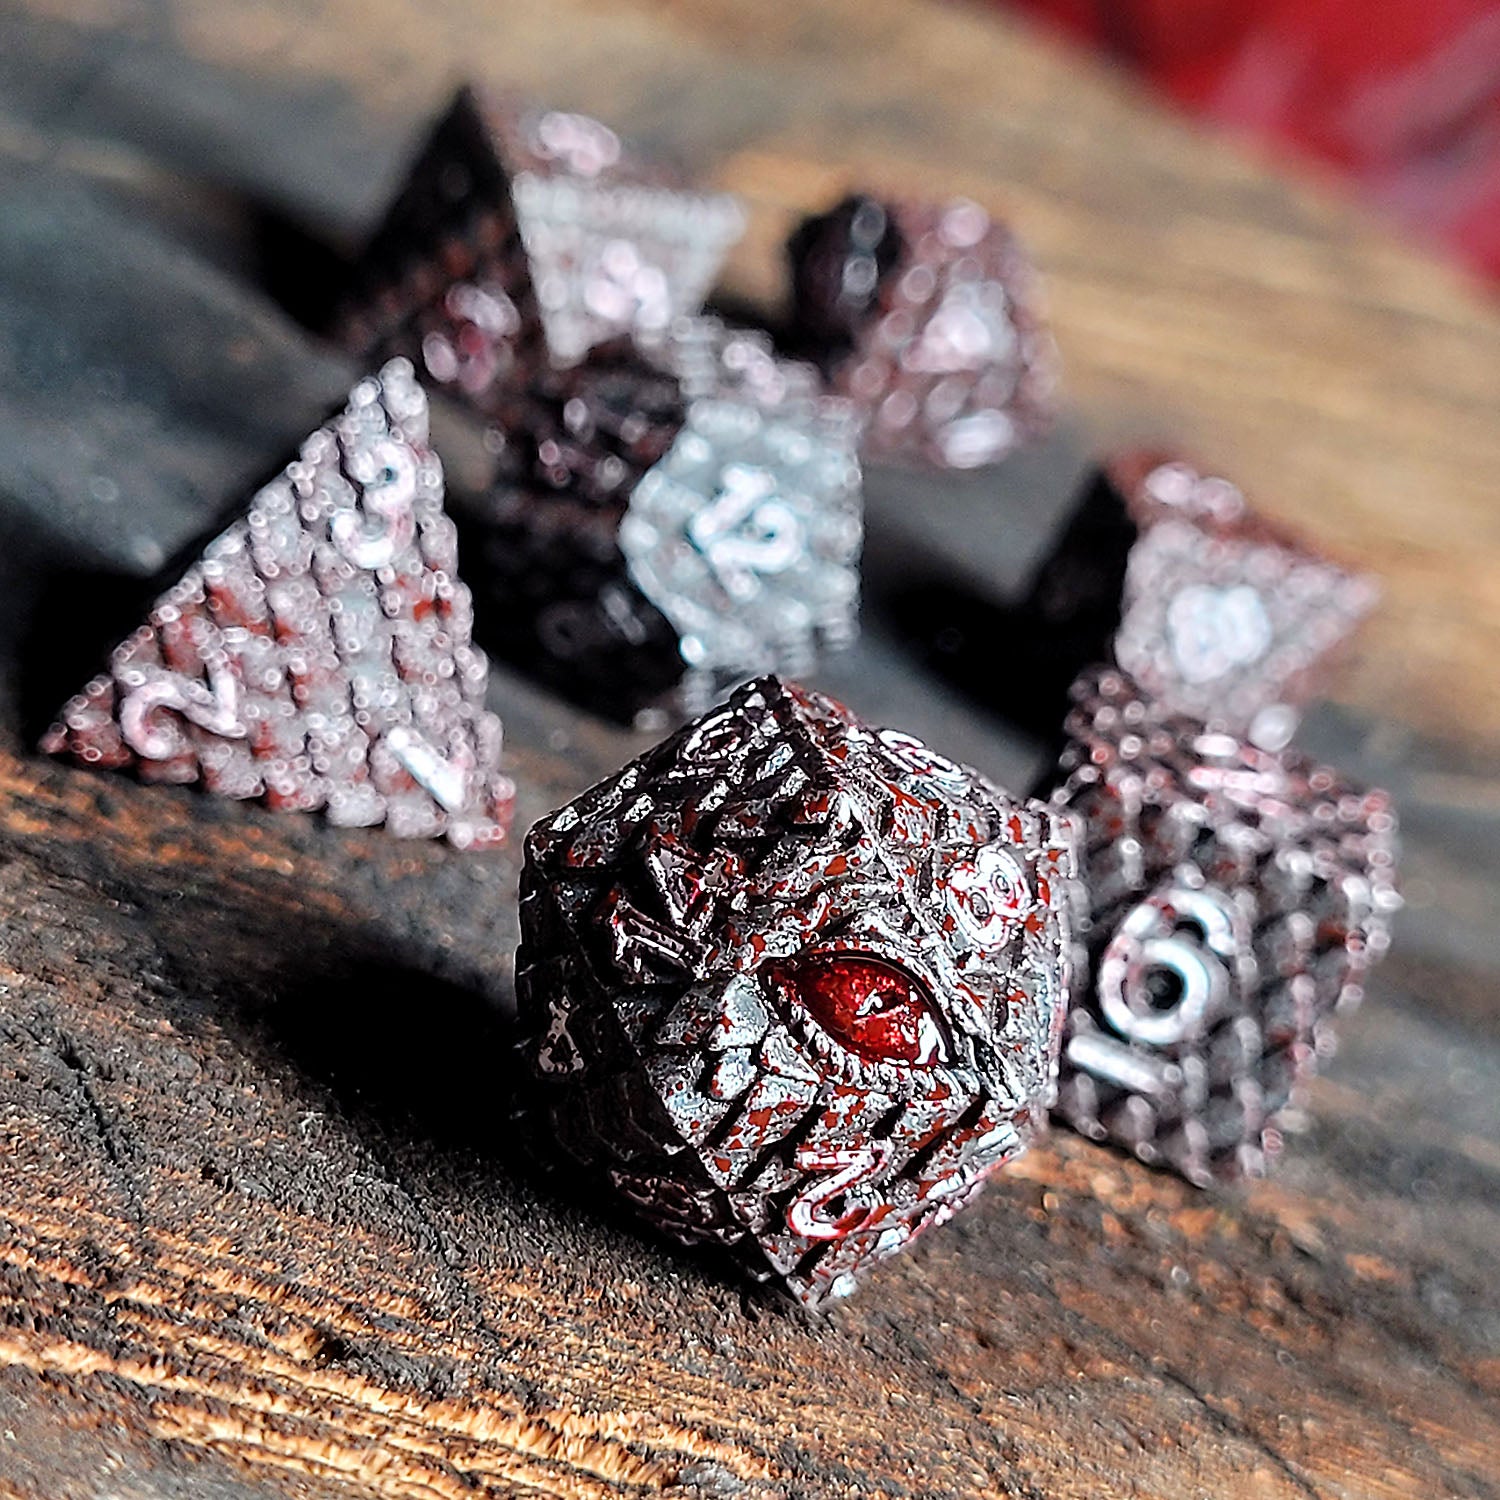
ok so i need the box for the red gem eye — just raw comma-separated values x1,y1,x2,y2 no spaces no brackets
783,954,947,1065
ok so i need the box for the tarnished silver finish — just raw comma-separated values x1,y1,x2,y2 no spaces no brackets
1124,457,1253,532
788,195,1060,468
661,315,834,422
1051,666,1400,1185
42,361,515,847
497,102,745,365
619,397,863,716
335,89,543,420
516,676,1080,1306
337,89,744,405
1112,457,1379,749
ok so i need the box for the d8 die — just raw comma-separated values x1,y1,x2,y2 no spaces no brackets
470,348,863,725
1051,666,1400,1185
336,88,546,416
1113,456,1379,749
42,361,515,847
787,194,1059,468
337,87,744,398
981,453,1379,748
516,676,1080,1306
497,99,745,365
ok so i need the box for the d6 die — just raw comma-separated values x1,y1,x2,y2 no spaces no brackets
787,194,1059,468
1051,666,1400,1185
516,676,1080,1306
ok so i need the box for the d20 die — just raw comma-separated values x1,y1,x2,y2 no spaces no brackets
42,360,515,847
787,194,1059,468
1051,666,1400,1185
516,676,1080,1306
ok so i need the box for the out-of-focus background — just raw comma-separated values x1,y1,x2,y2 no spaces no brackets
994,0,1500,284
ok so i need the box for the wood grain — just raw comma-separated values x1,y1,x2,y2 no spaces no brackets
0,731,1497,1499
0,1,1497,1496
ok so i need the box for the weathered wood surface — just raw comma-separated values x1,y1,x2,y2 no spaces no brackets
0,2,1497,1497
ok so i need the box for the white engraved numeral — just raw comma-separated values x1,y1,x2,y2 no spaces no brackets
687,464,804,601
1165,583,1273,684
120,658,248,760
1097,885,1241,1049
532,110,622,177
332,438,418,570
385,724,470,812
787,1143,892,1241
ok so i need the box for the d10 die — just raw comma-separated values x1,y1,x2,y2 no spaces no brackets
1051,666,1400,1185
786,194,1059,468
470,348,862,725
516,676,1080,1306
464,345,693,720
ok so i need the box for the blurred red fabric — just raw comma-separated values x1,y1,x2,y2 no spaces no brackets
1000,0,1500,283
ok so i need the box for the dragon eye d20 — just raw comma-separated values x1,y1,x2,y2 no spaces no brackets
515,676,1080,1307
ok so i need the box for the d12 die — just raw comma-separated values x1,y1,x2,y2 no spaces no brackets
516,676,1080,1306
1051,666,1400,1185
786,194,1059,468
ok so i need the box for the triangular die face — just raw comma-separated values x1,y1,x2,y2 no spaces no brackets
337,88,543,413
512,169,745,365
486,96,744,367
1116,518,1378,736
43,361,514,848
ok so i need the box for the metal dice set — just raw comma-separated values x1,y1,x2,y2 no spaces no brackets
38,85,1400,1307
1038,457,1399,1185
515,677,1078,1306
